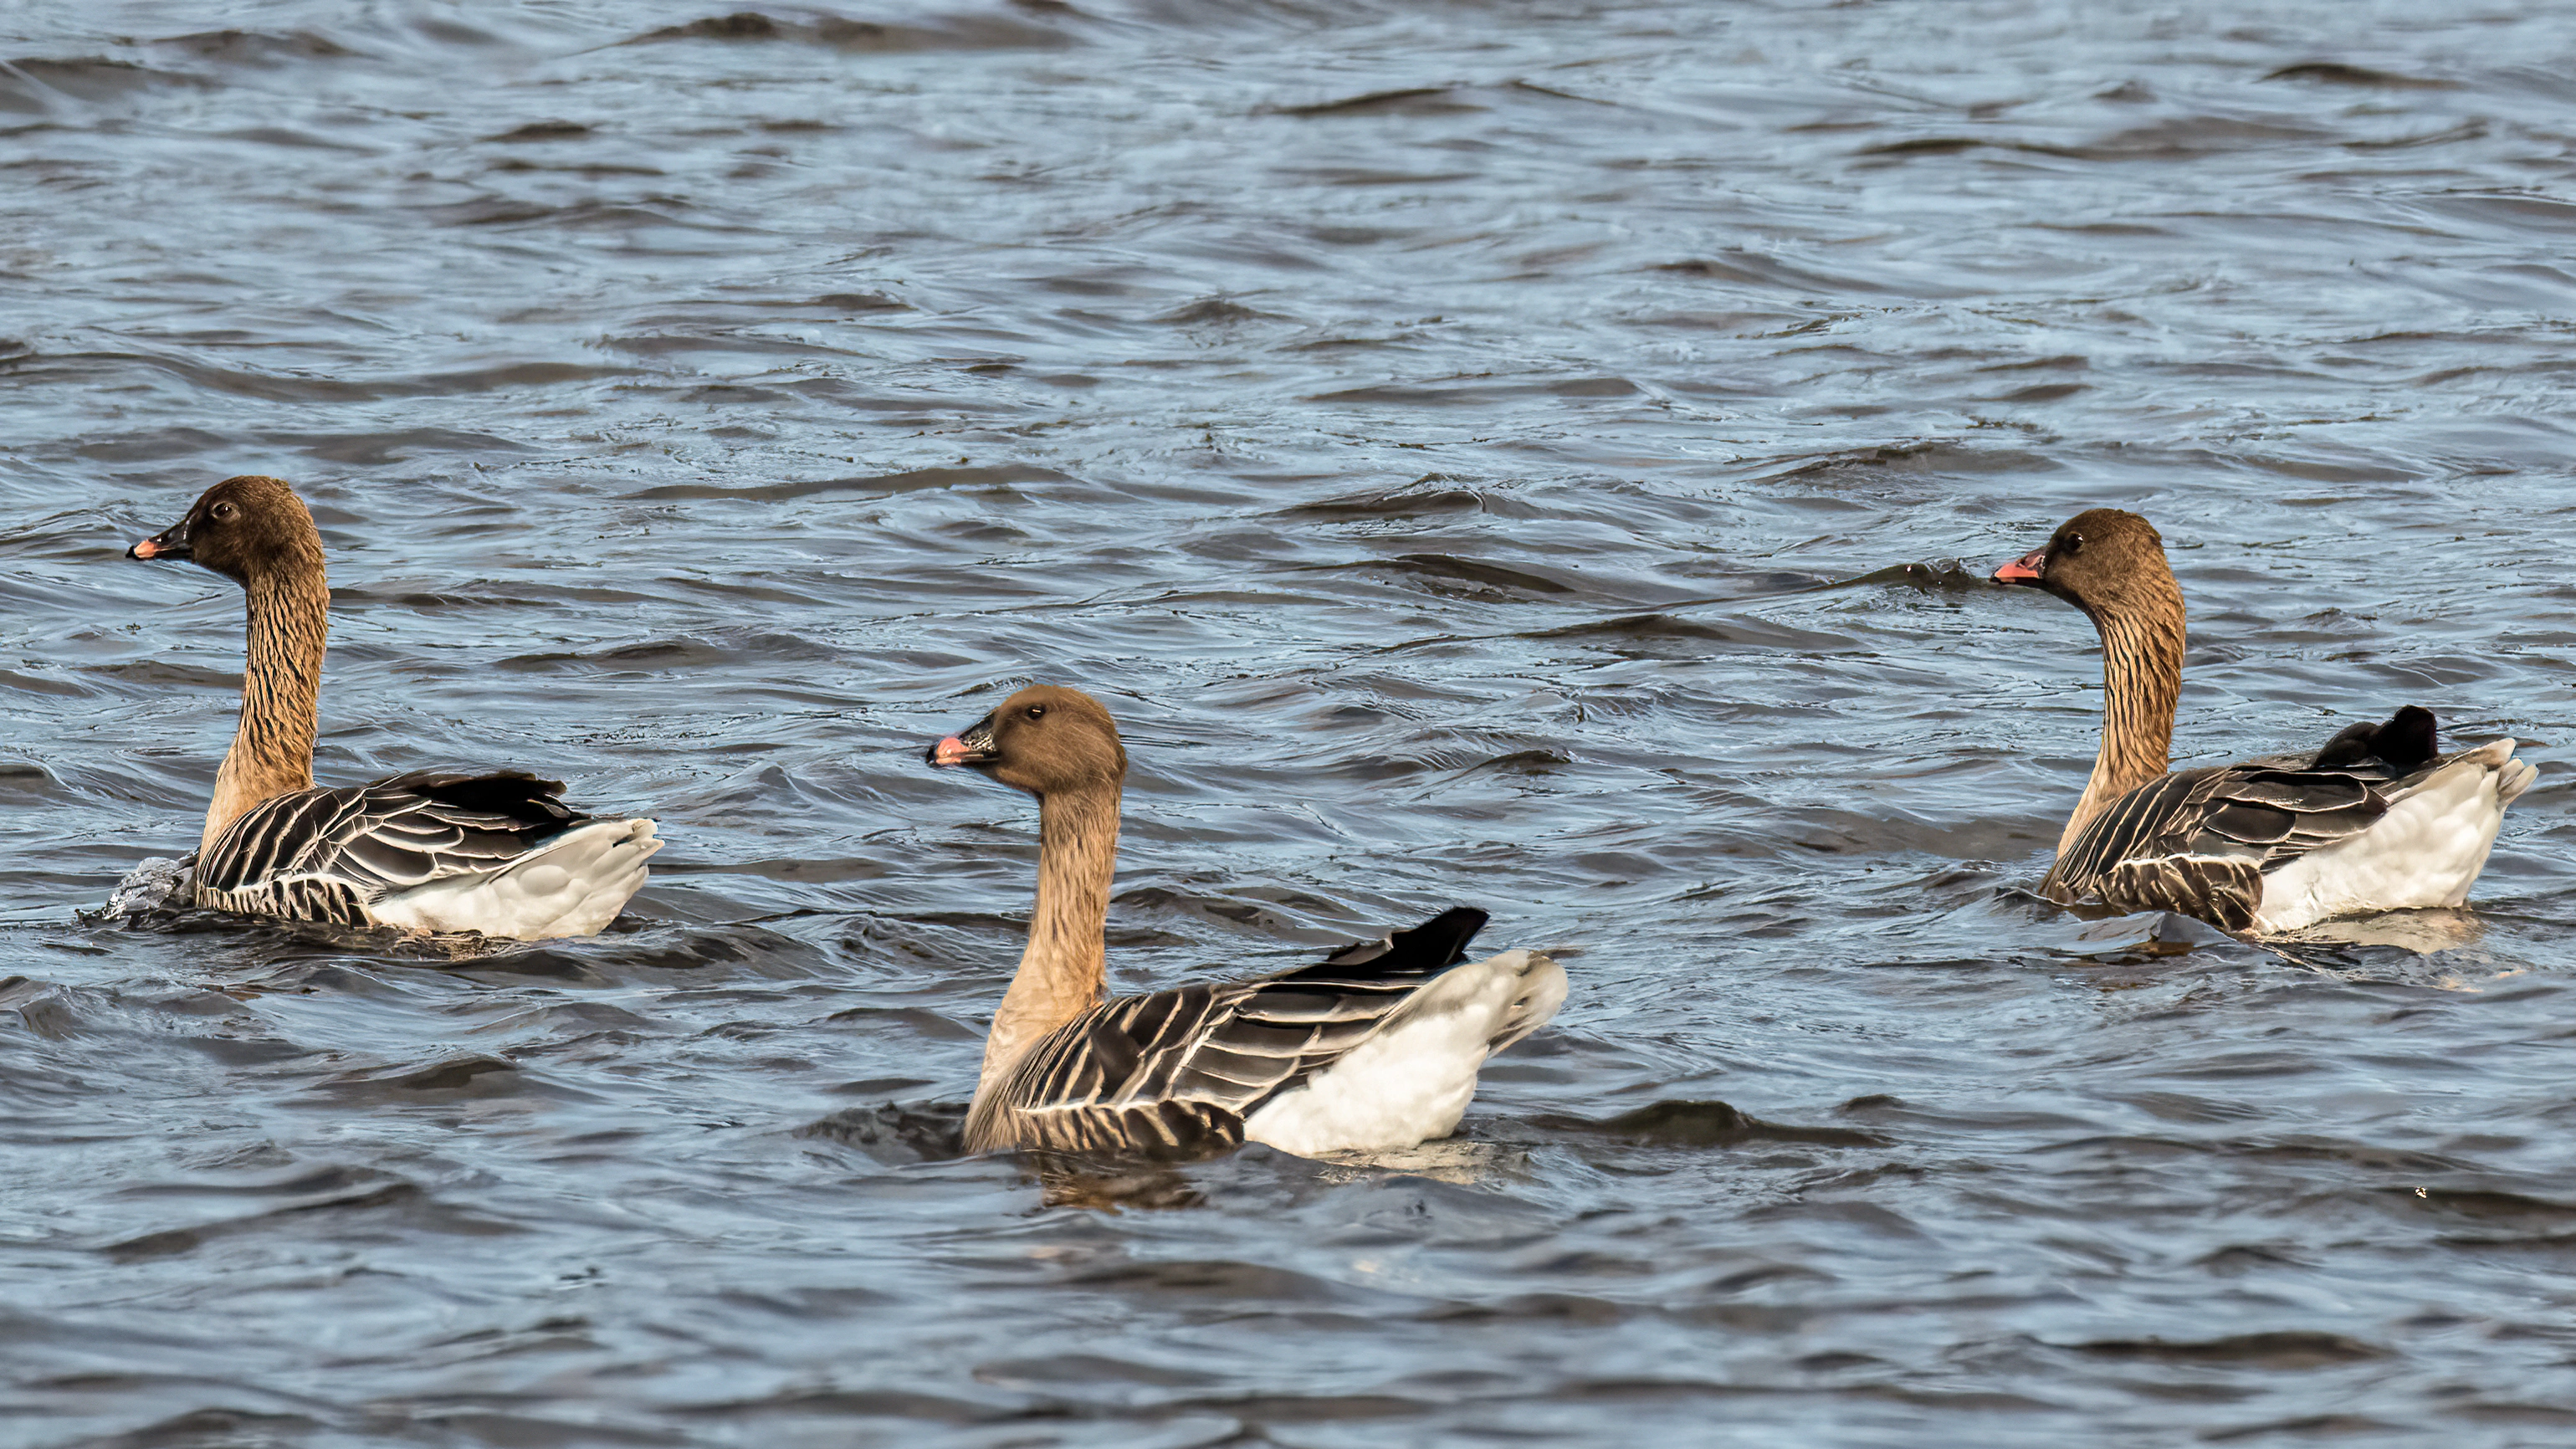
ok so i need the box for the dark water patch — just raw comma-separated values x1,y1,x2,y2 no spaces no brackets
1758,440,2063,488
632,462,1073,502
149,29,362,66
102,1179,515,1262
1278,481,1499,520
1063,1254,1399,1305
2262,62,2456,90
2391,1186,2576,1224
1537,1099,1892,1150
487,120,595,144
1989,381,2088,404
630,10,1079,53
1345,553,1577,598
638,12,785,42
1156,297,1268,325
2067,1331,2387,1368
2072,116,2340,161
1310,374,1652,406
294,428,538,467
1657,250,1976,300
1850,559,1984,591
807,290,908,312
1273,87,1482,118
1520,609,1853,655
2203,1412,2410,1441
1859,136,1990,158
671,1385,1047,1424
976,1350,1217,1388
0,58,217,111
321,1053,522,1094
2345,120,2488,151
492,632,840,675
796,1101,969,1163
73,1408,332,1444
438,197,726,236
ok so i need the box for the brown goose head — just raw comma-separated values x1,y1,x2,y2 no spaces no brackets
126,475,325,589
926,684,1127,798
1991,507,2177,621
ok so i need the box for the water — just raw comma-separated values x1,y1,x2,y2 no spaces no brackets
5,2,2575,1444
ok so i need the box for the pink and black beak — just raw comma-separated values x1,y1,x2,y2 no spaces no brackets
925,713,999,769
1991,547,2046,586
127,513,193,562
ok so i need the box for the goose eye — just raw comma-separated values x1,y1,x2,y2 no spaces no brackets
211,501,238,521
1024,704,1047,720
2063,532,2084,555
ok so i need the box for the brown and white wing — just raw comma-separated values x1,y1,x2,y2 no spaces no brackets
2049,765,2395,931
194,770,587,925
972,908,1493,1157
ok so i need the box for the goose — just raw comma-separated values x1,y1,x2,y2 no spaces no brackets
1992,508,2535,934
924,685,1566,1158
125,475,659,940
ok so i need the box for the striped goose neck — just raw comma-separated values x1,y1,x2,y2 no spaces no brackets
203,564,327,857
982,781,1119,1087
2058,581,2184,858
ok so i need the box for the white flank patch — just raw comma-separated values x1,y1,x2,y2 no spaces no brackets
370,817,661,940
1243,949,1567,1158
2255,740,2522,934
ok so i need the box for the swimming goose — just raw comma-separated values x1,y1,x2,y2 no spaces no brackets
924,685,1566,1158
126,475,659,939
1993,508,2534,934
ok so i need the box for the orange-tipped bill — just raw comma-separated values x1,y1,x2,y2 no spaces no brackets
1992,548,2045,586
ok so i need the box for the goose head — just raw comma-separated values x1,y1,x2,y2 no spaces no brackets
127,475,324,589
926,685,1128,798
1992,507,2178,622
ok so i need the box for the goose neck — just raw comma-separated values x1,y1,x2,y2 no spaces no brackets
982,781,1120,1083
203,567,327,855
2057,590,2184,858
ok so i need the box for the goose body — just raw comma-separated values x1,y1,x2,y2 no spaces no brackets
927,685,1566,1160
127,476,658,940
968,908,1565,1157
197,770,658,940
1995,509,2532,934
2044,721,2529,934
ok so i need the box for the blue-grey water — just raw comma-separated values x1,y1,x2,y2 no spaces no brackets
5,3,2576,1445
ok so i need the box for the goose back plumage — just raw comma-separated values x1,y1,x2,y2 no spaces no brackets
2051,737,2532,933
968,911,1493,1163
195,769,658,938
2047,745,2444,933
966,907,1565,1158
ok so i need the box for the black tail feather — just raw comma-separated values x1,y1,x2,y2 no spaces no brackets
2312,705,2439,772
378,769,580,825
1309,906,1488,977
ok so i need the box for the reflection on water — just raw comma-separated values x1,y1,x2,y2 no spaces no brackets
2277,907,2488,956
5,0,2576,1444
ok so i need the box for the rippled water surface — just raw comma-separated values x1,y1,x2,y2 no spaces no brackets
7,2,2576,1444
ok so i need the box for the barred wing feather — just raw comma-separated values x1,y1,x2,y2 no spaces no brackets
194,770,589,928
973,907,1496,1157
2047,749,2482,933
